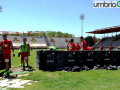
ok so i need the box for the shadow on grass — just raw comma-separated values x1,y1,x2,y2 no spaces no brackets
0,71,5,77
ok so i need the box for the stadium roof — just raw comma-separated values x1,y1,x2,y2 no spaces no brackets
86,25,120,34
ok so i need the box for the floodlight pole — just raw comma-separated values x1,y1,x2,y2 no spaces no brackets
80,14,85,37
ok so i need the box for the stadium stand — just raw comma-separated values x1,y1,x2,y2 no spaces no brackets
74,38,80,45
33,37,46,44
12,36,19,43
52,37,60,47
112,36,120,47
100,38,106,42
65,38,70,45
44,36,50,46
0,35,47,48
7,36,18,43
95,37,116,47
86,25,120,49
59,38,68,49
47,37,54,46
26,36,35,44
0,35,82,49
53,37,68,49
4,35,120,49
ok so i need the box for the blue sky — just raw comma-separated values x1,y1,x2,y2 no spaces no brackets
0,0,120,38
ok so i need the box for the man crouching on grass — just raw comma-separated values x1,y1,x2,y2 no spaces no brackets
86,47,95,51
19,38,30,71
48,46,58,50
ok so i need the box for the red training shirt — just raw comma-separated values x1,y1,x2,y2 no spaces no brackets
75,45,80,51
1,39,12,54
87,47,92,51
20,43,30,55
109,46,113,51
100,45,104,50
69,42,75,51
82,40,87,50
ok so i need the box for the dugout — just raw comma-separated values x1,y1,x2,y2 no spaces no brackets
86,25,120,48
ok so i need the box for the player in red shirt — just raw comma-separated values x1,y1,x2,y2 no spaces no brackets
75,43,80,51
0,34,15,76
108,44,113,51
19,38,30,71
100,44,104,50
69,39,75,51
80,37,87,51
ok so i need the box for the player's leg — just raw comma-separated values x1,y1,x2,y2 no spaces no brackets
18,52,23,67
21,53,25,71
21,60,25,70
6,62,10,73
25,52,29,67
25,56,29,67
3,54,10,76
19,60,23,67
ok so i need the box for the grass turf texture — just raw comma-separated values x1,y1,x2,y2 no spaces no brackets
1,49,120,90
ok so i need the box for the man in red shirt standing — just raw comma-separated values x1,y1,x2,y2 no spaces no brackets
100,44,104,50
75,43,80,51
108,44,113,51
0,34,15,76
80,37,87,51
69,39,75,51
19,38,30,71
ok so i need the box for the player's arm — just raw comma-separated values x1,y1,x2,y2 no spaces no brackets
10,43,14,53
28,43,30,55
10,42,15,57
71,46,74,50
81,44,84,50
69,44,71,49
28,46,30,54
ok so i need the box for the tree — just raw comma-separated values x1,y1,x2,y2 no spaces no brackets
4,30,76,37
56,31,63,37
69,34,73,38
85,36,94,46
72,35,74,38
39,31,46,37
47,31,56,37
63,33,69,38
